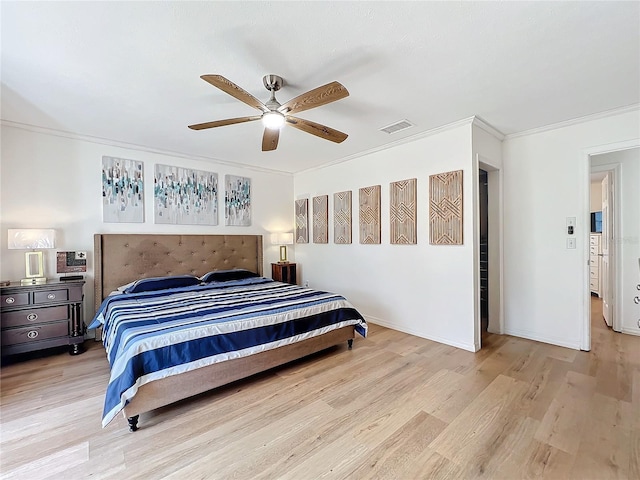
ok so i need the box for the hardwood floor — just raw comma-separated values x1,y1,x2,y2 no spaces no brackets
1,299,638,479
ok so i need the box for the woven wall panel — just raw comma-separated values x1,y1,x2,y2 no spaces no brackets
429,170,463,245
295,199,309,244
390,178,417,244
313,195,328,244
333,191,352,244
359,185,381,244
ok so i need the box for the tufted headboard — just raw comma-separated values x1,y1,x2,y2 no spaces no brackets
93,234,263,313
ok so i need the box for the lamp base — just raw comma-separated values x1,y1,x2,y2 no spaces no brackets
21,277,47,285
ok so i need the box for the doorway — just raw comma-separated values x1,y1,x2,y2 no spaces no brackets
479,169,489,333
584,143,640,349
475,156,503,352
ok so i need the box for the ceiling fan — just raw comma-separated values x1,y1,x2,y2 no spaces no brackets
188,74,349,151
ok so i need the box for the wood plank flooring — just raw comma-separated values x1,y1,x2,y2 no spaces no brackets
1,297,638,479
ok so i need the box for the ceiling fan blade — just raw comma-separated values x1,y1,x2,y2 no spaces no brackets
188,115,261,130
285,116,348,143
262,128,280,151
278,81,349,115
201,75,269,113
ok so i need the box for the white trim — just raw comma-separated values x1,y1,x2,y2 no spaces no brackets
1,120,294,176
364,315,478,353
503,327,581,351
472,116,505,141
505,104,640,140
621,327,640,336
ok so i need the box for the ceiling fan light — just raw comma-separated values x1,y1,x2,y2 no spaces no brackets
262,111,285,129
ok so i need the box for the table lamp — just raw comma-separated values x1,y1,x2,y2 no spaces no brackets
270,232,294,263
8,229,56,285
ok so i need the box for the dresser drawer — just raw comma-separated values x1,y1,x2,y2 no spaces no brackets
34,289,69,304
1,321,69,346
590,269,599,279
590,235,600,246
590,279,599,291
1,292,29,307
589,245,599,256
1,305,69,328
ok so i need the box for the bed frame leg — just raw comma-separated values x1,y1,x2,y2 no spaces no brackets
127,415,139,432
348,339,353,350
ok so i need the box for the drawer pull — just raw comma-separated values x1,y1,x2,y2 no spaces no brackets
47,293,56,300
27,313,38,322
634,296,640,305
5,297,15,304
27,330,39,339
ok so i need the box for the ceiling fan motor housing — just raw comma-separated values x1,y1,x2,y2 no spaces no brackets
263,74,283,92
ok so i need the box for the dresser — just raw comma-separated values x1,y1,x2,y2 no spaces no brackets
1,280,85,356
589,233,601,296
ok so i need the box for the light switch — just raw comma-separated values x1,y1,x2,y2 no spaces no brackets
567,238,576,249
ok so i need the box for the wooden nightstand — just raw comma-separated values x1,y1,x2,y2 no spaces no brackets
271,263,297,285
0,280,85,357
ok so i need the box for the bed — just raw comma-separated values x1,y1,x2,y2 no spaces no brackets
91,234,366,431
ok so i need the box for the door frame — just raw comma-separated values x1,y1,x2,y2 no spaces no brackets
582,139,639,350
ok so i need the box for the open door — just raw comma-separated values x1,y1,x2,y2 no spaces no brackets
601,174,613,327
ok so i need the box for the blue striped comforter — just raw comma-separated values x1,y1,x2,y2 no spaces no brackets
89,277,367,427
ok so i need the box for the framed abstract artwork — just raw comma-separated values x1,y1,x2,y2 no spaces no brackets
295,199,309,243
313,195,328,244
333,191,352,244
429,170,463,245
390,178,417,244
359,185,381,244
225,175,251,226
101,156,144,223
154,164,218,225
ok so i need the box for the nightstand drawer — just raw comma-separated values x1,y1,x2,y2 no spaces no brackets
1,321,69,346
2,305,68,328
1,292,29,307
34,289,69,304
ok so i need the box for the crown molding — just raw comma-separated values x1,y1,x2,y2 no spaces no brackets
0,120,293,176
471,115,505,141
504,104,640,140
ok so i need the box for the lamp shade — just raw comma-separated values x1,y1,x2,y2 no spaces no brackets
8,229,56,249
270,232,293,245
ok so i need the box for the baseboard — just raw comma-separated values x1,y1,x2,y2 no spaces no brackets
364,315,478,352
503,327,581,350
621,327,640,336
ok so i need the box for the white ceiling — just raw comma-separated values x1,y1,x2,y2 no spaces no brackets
2,1,639,174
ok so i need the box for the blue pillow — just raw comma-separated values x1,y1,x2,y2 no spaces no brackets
123,275,201,294
200,269,259,283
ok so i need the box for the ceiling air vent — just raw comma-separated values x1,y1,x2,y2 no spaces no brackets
380,119,414,134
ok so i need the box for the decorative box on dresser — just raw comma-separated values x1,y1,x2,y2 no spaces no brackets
589,233,601,296
1,280,85,357
271,263,297,285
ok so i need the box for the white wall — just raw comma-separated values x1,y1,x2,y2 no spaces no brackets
294,121,479,352
0,125,293,323
591,147,640,336
502,109,640,349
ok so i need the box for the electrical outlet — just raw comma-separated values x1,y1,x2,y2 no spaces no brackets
304,280,309,287
567,238,576,249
